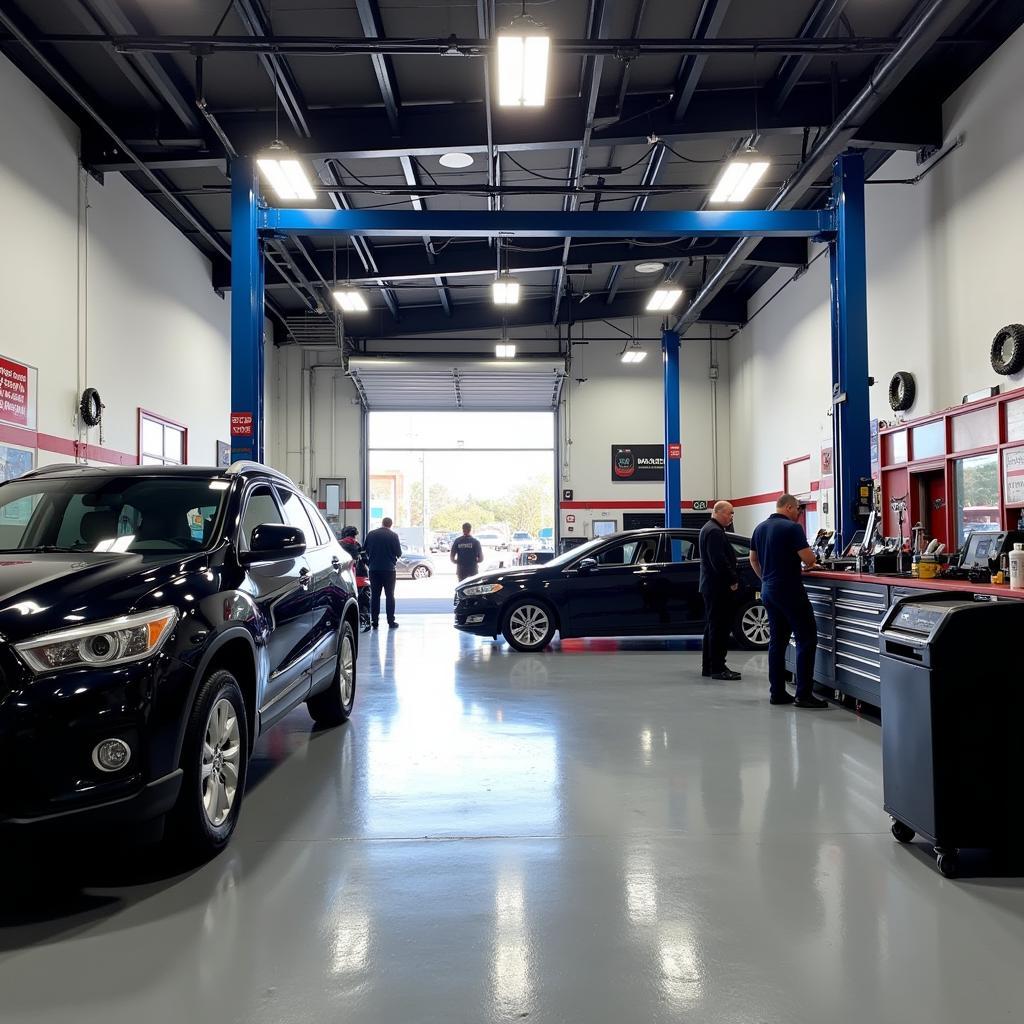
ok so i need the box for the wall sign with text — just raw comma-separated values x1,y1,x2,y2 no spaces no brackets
0,355,36,429
611,444,665,482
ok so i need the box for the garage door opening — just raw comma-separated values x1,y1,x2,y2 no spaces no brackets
367,411,556,613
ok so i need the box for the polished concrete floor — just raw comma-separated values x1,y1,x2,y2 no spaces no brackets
3,617,1024,1023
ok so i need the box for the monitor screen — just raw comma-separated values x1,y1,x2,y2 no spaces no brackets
963,531,1003,568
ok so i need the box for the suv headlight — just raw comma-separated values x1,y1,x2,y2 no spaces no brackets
16,607,179,674
462,583,503,597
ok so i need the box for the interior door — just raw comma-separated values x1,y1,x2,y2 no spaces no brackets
562,534,663,635
239,485,314,712
317,477,347,535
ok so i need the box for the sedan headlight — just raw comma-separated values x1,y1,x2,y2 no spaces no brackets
461,583,503,597
16,607,179,674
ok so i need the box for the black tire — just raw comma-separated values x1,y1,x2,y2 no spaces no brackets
888,371,916,412
411,564,431,579
79,387,103,426
733,599,770,650
891,819,915,844
990,324,1024,376
307,620,357,726
502,599,557,652
167,668,248,862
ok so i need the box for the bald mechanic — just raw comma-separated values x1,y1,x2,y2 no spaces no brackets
699,501,742,680
750,494,828,708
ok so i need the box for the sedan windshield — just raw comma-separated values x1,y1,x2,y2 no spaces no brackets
0,475,229,554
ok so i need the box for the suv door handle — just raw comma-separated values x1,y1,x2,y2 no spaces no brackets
298,568,312,589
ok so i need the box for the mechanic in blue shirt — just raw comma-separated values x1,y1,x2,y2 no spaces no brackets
362,517,403,629
750,494,828,709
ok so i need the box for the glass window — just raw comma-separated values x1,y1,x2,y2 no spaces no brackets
276,487,319,544
593,536,659,566
884,430,908,465
1007,399,1024,443
666,535,696,560
302,498,332,546
911,421,945,462
140,412,186,466
954,452,999,547
952,406,997,452
240,486,283,548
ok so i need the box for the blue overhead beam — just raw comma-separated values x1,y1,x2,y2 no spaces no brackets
260,208,832,238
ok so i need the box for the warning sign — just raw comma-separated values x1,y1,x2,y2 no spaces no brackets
0,356,29,427
231,412,253,437
667,443,681,459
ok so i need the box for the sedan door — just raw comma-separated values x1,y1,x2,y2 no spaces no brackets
561,534,663,636
238,485,315,713
654,532,712,632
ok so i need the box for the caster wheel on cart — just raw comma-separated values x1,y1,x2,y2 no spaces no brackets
891,820,915,844
935,849,959,878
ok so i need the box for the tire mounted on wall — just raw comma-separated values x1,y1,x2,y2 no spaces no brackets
990,324,1024,376
888,371,916,412
80,387,103,426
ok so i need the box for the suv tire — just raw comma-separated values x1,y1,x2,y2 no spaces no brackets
307,620,357,726
169,668,248,862
502,600,557,652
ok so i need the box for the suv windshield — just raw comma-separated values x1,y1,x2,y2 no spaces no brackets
0,475,230,554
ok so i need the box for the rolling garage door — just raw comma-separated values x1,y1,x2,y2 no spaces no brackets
347,358,567,411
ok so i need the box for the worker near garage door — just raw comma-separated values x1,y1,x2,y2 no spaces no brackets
699,500,742,681
750,494,828,709
363,517,403,630
451,522,484,581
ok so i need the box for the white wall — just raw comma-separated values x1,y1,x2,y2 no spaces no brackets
727,23,1024,534
0,54,230,469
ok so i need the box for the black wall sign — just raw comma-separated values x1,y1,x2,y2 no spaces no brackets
611,444,665,482
562,488,574,501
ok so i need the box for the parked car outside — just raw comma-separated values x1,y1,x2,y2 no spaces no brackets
0,462,359,860
398,546,435,579
510,531,536,558
454,527,769,652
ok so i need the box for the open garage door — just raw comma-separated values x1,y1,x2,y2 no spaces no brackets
348,358,566,411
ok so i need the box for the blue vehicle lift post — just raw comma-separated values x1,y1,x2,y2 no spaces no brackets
663,329,682,533
828,151,871,552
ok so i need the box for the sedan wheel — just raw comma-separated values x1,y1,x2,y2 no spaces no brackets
735,601,771,649
412,564,432,579
503,601,556,652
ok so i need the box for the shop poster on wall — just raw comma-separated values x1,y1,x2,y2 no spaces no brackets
216,440,231,468
0,443,35,522
611,444,665,482
1004,447,1024,505
0,355,37,430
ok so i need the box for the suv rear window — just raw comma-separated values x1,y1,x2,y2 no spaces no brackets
0,475,229,554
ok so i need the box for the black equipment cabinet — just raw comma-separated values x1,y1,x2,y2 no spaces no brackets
879,593,1024,877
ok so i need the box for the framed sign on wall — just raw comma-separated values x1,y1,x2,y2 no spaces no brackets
611,444,664,482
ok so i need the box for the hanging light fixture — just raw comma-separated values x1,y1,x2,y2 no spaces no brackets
620,340,647,364
331,237,367,312
257,141,317,201
646,287,683,312
709,158,770,203
495,343,517,359
492,239,521,305
497,3,550,107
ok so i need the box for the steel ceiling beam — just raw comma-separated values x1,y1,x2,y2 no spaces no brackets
354,0,401,132
232,0,310,138
398,156,453,315
671,0,734,122
771,0,851,111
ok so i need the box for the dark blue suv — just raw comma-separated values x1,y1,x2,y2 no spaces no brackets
0,462,359,859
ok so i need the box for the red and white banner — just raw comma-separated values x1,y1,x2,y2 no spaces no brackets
230,412,253,437
0,356,30,427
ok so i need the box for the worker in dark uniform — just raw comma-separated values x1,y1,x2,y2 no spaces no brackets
698,501,741,680
451,522,484,581
750,494,828,708
362,516,403,629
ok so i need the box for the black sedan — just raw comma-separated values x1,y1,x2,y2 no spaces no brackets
0,462,359,860
454,528,769,652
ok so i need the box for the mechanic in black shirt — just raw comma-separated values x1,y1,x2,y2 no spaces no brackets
450,522,484,581
698,501,741,680
363,517,403,629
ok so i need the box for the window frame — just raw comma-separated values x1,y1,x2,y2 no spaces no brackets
238,482,285,551
276,485,325,550
137,408,189,467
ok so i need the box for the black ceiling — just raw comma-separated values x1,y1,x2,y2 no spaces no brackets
0,0,1020,349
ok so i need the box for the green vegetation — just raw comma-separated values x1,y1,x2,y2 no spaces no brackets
408,476,554,536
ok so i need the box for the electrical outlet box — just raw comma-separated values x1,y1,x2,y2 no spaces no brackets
709,365,719,380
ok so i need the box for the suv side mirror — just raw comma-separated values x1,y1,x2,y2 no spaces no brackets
578,557,598,573
240,523,306,565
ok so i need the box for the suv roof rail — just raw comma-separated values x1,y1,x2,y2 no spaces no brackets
19,463,91,478
225,460,292,484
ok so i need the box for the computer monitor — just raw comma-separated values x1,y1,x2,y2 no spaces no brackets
843,530,866,558
962,530,1005,569
592,519,617,537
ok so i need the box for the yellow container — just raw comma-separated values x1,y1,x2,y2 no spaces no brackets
918,556,939,579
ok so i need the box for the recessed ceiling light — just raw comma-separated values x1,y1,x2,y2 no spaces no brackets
635,261,665,274
439,152,474,169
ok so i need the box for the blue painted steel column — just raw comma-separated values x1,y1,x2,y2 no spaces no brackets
231,157,265,464
663,329,682,532
829,151,871,552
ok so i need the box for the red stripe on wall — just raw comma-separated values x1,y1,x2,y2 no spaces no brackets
316,500,362,510
0,423,136,466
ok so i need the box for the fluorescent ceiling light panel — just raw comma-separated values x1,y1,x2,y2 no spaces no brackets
492,278,521,305
709,159,770,203
620,349,647,364
257,157,316,201
333,289,369,312
645,288,683,312
497,34,550,107
495,344,517,358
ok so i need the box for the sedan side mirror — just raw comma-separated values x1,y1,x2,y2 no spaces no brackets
239,523,306,565
577,557,598,573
